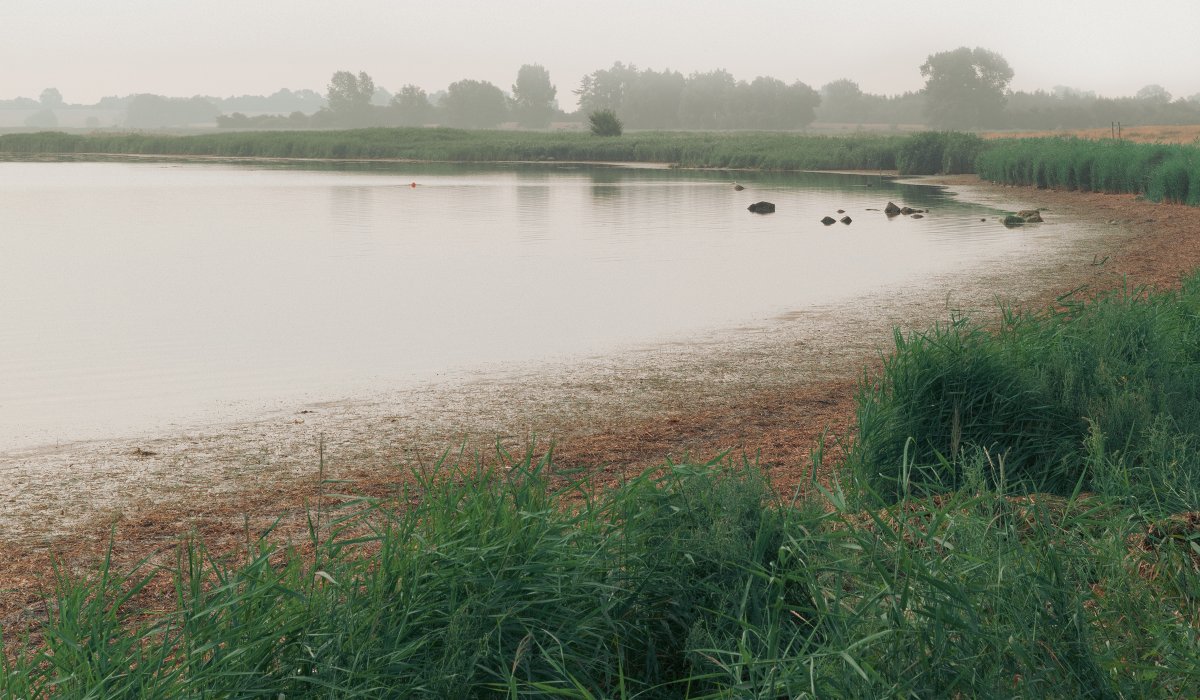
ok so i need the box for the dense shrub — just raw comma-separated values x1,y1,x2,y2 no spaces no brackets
588,109,624,137
851,273,1200,505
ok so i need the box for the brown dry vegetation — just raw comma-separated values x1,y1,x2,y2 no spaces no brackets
6,174,1200,642
983,124,1200,144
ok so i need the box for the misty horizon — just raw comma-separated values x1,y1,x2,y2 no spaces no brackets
4,0,1199,113
2,64,1198,115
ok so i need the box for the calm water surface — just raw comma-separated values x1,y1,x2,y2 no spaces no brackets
1,161,1045,448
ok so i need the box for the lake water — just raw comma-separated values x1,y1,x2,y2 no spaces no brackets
1,161,1052,449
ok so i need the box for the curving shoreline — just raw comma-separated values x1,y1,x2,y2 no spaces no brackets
5,173,1200,625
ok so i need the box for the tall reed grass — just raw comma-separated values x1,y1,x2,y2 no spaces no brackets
895,131,984,176
977,137,1200,205
5,447,1197,697
851,273,1200,510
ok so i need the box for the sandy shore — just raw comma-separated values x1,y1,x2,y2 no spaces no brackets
5,174,1200,627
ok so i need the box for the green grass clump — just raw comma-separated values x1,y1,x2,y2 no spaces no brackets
1146,150,1200,205
1,454,836,698
850,272,1200,506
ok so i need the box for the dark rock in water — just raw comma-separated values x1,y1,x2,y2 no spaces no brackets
911,214,924,219
1017,209,1043,222
884,201,902,216
840,216,852,224
899,206,914,215
837,209,845,214
981,218,987,222
821,216,837,225
733,183,745,191
748,201,776,214
1002,214,1026,226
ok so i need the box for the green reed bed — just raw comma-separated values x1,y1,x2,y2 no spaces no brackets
977,137,1200,204
851,272,1200,508
895,131,986,176
4,451,1197,697
0,129,985,175
1,458,830,698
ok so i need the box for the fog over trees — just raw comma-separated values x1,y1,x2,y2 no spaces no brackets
5,47,1200,131
920,48,1014,130
325,71,377,127
511,64,557,128
574,64,819,130
442,79,510,128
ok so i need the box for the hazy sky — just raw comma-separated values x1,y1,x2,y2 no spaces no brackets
6,0,1200,109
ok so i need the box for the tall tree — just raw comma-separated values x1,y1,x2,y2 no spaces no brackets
818,79,864,123
326,70,376,125
920,47,1013,129
390,84,433,126
441,79,508,128
511,64,557,128
574,62,638,115
624,68,685,128
39,87,64,107
738,77,820,129
1136,84,1172,104
678,69,737,129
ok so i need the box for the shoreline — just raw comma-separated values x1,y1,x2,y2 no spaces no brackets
6,172,1200,627
0,151,677,169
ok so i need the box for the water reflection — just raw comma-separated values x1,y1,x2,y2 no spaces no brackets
515,182,552,251
0,160,1059,448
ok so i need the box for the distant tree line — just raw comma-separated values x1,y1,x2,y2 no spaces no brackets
218,66,562,130
220,63,823,131
7,49,1200,132
817,48,1200,131
574,63,820,130
0,88,328,129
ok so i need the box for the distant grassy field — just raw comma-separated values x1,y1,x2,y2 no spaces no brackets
985,124,1200,144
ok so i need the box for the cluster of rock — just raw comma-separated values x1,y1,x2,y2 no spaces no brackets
741,199,973,228
1002,209,1045,226
740,196,1048,230
884,201,925,217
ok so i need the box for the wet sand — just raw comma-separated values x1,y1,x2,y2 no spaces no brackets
5,174,1200,629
